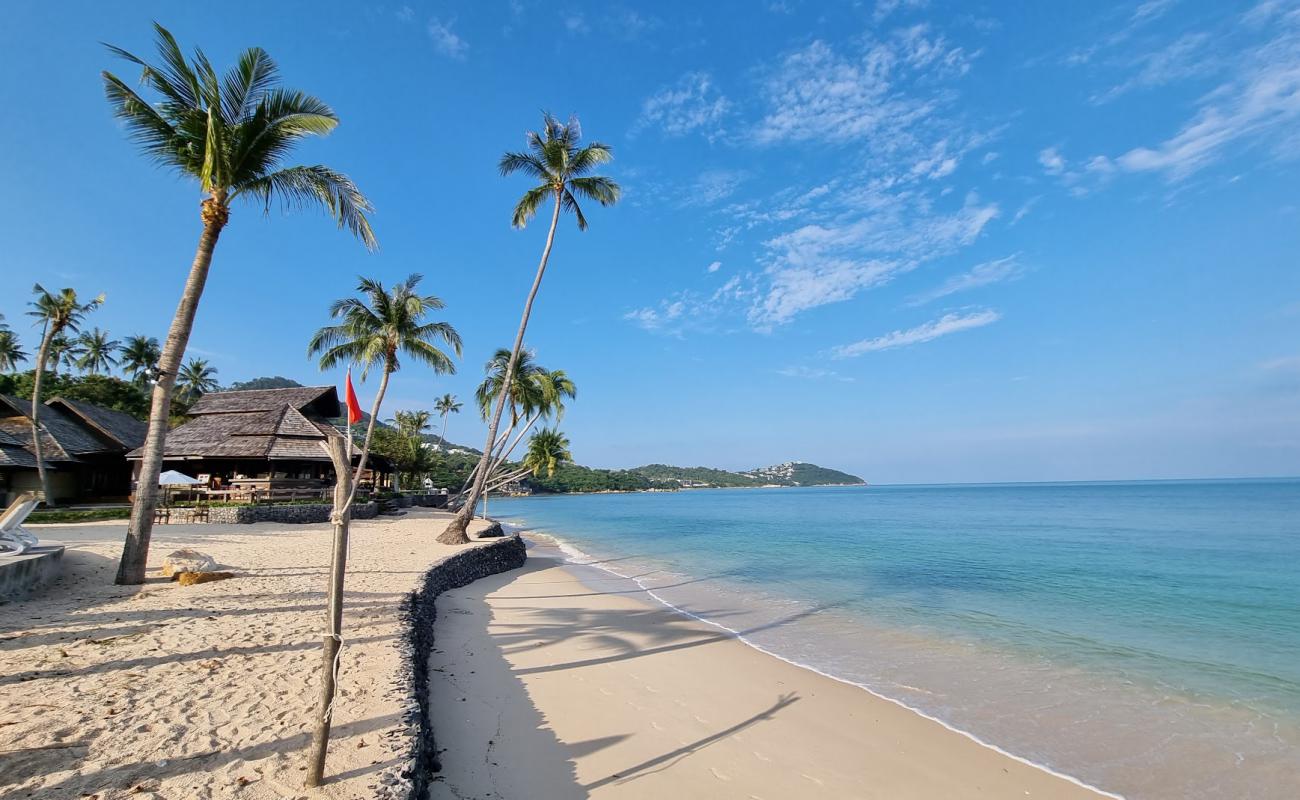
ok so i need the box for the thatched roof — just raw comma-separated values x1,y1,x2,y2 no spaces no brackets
129,402,343,462
0,394,143,470
188,386,340,418
48,397,147,450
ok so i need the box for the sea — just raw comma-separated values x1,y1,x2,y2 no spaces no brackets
490,480,1300,800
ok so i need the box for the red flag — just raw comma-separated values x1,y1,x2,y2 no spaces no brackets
344,370,363,425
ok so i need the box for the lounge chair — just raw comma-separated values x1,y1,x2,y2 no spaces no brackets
0,493,41,556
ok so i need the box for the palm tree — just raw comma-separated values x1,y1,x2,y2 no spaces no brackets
105,24,376,585
120,335,162,386
308,275,462,501
72,328,121,375
391,410,433,490
483,427,572,495
0,316,27,372
176,358,219,403
27,285,105,503
434,393,461,447
46,334,75,380
439,114,618,544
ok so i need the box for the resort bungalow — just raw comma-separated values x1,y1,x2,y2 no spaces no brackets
127,385,393,497
0,395,148,505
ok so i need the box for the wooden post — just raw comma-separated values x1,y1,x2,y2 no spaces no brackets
305,434,353,787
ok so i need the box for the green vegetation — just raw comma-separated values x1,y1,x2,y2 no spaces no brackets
526,464,672,494
225,376,304,391
631,461,864,488
632,464,767,488
0,371,149,418
28,507,131,524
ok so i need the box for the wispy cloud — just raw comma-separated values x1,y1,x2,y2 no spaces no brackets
907,255,1023,305
1091,32,1214,104
776,365,855,382
706,261,722,273
427,18,468,59
635,72,731,141
832,310,1000,357
1109,4,1300,179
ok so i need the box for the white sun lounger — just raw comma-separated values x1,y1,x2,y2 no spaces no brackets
0,493,41,556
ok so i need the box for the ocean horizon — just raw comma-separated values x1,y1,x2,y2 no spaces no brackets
494,479,1300,800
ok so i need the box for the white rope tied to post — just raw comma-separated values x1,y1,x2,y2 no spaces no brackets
321,632,344,722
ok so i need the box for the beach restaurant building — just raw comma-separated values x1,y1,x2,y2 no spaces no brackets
126,386,394,497
0,395,148,505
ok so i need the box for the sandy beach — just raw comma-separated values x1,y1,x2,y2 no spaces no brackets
428,537,1113,800
0,508,494,800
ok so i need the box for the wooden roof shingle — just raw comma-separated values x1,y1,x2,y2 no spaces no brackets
187,386,340,417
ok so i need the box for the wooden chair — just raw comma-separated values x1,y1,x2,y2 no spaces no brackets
0,493,41,556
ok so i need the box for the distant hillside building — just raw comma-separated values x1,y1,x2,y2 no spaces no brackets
126,386,393,495
0,395,148,504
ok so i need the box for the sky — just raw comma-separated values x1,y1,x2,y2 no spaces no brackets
1,0,1298,484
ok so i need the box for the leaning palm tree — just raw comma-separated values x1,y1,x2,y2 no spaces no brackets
483,427,572,495
308,275,462,500
439,114,618,544
72,328,121,375
176,358,219,403
433,393,461,447
27,285,105,503
0,326,27,372
120,335,162,386
105,23,376,585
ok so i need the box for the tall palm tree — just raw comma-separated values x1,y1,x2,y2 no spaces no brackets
308,275,461,501
440,114,618,544
27,285,105,503
106,24,376,585
72,328,121,375
434,393,461,447
176,358,219,403
391,409,432,490
120,335,162,386
0,317,27,372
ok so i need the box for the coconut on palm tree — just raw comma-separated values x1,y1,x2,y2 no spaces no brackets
434,393,461,448
439,114,618,544
176,358,219,403
72,328,121,375
105,24,376,585
308,275,461,499
27,285,105,504
120,335,162,386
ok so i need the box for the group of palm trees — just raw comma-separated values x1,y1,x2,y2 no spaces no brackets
2,301,220,401
94,23,618,581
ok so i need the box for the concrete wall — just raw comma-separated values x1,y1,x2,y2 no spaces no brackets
0,543,65,600
379,535,527,800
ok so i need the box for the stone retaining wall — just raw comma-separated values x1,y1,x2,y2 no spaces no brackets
206,500,380,525
386,534,527,800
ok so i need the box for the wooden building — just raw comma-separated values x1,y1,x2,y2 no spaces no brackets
0,395,148,504
127,386,393,497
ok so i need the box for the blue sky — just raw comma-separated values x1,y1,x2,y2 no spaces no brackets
1,0,1298,483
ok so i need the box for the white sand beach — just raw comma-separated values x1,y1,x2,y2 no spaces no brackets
0,508,492,800
427,537,1112,800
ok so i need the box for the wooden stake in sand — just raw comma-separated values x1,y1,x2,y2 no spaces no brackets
306,434,353,787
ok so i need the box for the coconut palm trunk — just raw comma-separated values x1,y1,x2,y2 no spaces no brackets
439,193,561,544
350,367,389,502
29,323,55,504
115,198,227,585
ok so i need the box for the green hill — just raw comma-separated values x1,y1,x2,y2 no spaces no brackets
629,461,863,489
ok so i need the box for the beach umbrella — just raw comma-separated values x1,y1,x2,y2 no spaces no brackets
157,470,202,486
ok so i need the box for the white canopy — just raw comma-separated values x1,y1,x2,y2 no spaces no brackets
157,470,203,486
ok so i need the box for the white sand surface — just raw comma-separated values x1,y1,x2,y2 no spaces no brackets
427,538,1113,800
0,508,492,800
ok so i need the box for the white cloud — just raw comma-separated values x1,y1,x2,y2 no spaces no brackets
776,365,855,382
907,255,1023,305
1111,8,1300,179
1092,33,1214,104
564,14,589,34
873,0,928,23
686,169,746,206
832,310,1001,357
636,72,731,140
753,31,973,147
749,191,999,328
427,18,468,59
1039,147,1066,175
707,261,722,273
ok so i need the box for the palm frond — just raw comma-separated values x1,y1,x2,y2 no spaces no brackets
569,143,614,176
102,72,186,167
236,165,376,249
512,184,552,229
568,175,621,206
561,190,587,231
220,47,278,124
499,151,551,181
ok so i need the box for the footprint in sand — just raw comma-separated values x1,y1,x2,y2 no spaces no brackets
752,751,771,762
800,773,824,786
598,687,614,696
709,767,732,782
650,721,664,731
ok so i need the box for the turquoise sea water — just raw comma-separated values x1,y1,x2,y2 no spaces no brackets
492,480,1300,799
